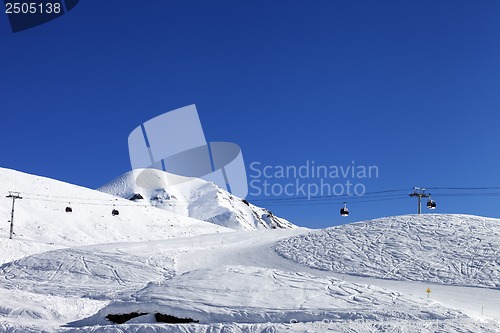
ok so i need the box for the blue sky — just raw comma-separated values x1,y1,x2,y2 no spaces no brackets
1,1,499,228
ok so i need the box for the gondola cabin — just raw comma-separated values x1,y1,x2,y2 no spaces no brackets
340,202,349,216
112,209,119,216
65,207,72,213
427,200,436,209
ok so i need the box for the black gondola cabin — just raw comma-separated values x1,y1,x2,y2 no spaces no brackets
427,200,436,209
340,202,349,216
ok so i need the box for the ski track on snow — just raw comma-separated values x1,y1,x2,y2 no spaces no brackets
0,169,499,332
276,214,500,289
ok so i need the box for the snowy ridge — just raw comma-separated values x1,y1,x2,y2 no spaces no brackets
98,168,295,230
276,214,500,289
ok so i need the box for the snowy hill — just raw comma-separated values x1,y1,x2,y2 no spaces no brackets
276,214,500,289
0,167,231,262
0,168,498,333
98,168,295,231
3,229,497,332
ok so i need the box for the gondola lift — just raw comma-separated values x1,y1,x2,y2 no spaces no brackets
427,196,436,209
340,202,349,216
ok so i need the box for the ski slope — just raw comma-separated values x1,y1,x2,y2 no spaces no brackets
73,265,466,326
0,167,232,262
276,214,500,289
3,229,497,332
0,168,499,332
1,246,175,299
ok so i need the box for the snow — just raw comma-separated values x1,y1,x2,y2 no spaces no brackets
0,288,103,331
59,320,500,333
0,238,62,264
98,168,295,230
0,246,175,299
0,167,499,332
0,167,232,252
275,214,500,289
71,265,466,327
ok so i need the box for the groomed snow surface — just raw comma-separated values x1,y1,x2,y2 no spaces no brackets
0,168,499,332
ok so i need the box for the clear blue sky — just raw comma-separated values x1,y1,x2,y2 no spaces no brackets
1,1,499,228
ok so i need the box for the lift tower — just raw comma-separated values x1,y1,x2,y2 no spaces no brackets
6,191,22,239
409,187,430,214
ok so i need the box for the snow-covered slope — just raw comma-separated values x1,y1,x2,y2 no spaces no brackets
0,167,232,262
276,214,500,289
1,245,176,299
98,168,295,231
73,265,466,327
0,168,498,333
0,218,498,332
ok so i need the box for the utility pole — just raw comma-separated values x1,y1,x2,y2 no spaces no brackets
409,187,430,214
6,191,22,239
